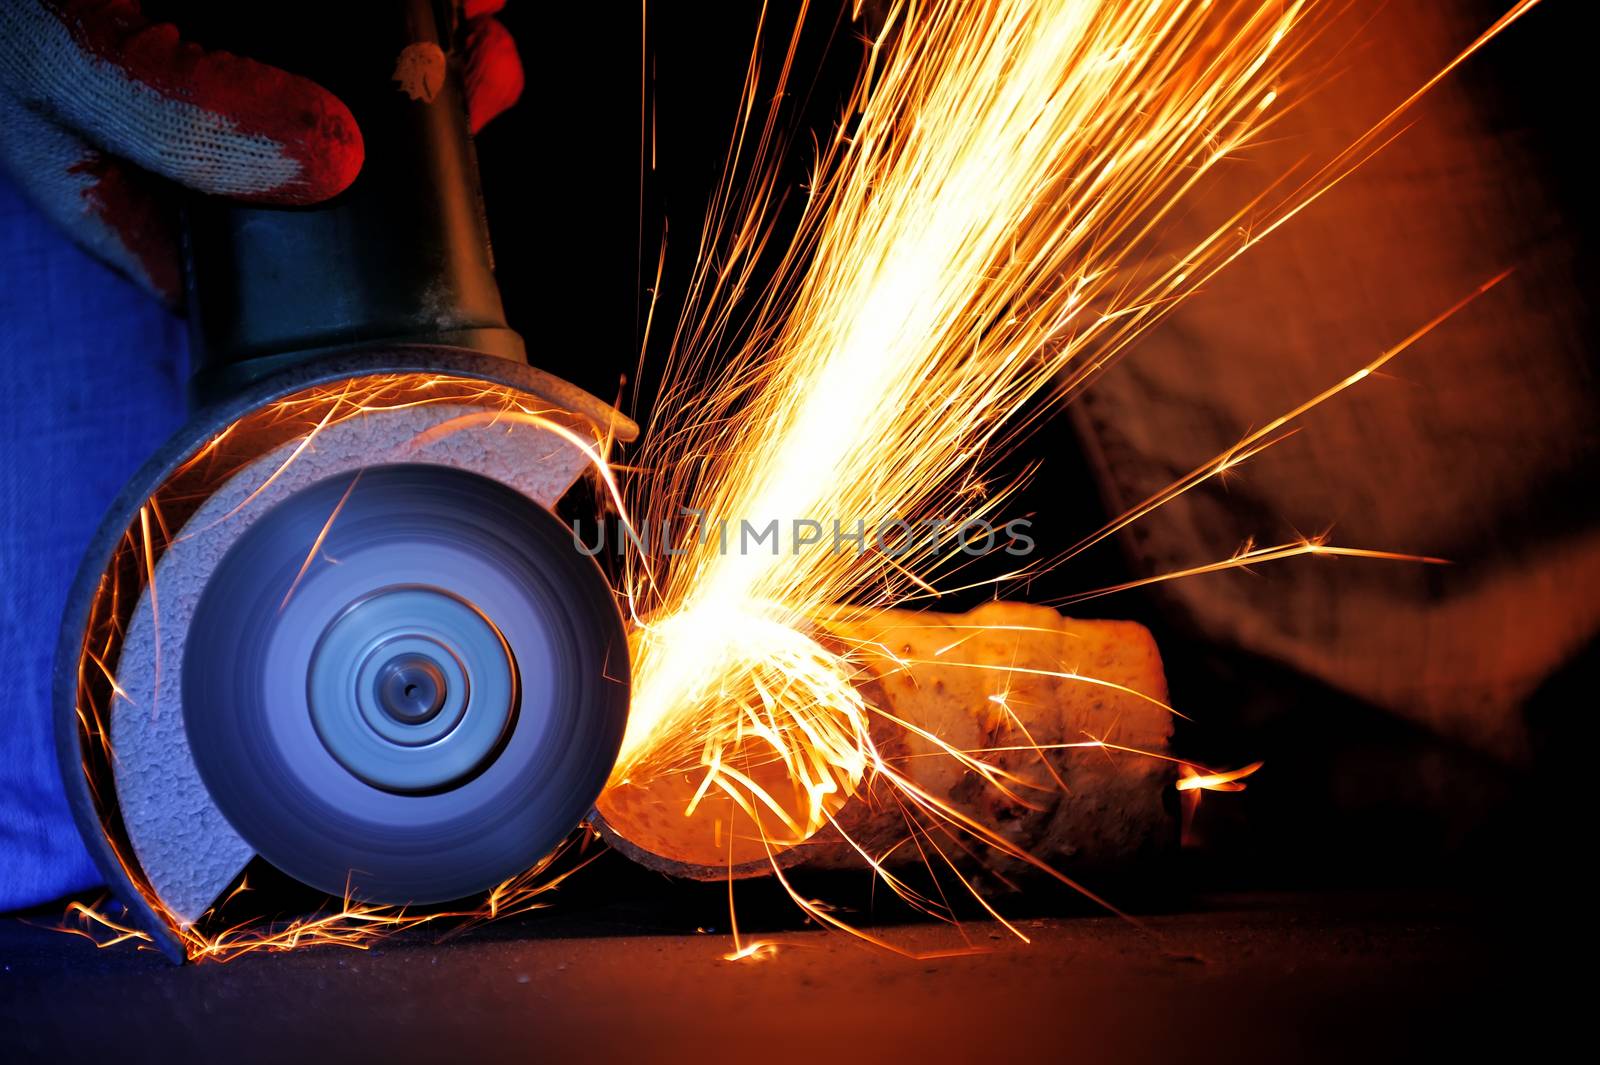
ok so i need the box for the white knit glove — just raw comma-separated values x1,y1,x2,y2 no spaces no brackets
0,0,522,304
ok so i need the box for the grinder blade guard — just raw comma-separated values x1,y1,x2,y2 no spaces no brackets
53,0,632,961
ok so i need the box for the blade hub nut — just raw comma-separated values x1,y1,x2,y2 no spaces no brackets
375,654,449,724
308,585,517,794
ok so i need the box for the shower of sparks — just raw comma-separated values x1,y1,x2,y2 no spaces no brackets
601,0,1541,951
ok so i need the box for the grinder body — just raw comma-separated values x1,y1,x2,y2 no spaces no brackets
171,0,524,390
55,1,632,961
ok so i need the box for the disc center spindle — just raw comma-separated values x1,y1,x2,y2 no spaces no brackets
375,654,448,725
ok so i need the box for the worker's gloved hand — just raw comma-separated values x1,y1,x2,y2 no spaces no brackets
0,0,523,305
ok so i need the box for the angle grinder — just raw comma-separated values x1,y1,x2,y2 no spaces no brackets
52,0,632,961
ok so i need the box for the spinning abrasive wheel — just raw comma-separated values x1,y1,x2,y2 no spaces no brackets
53,1,631,960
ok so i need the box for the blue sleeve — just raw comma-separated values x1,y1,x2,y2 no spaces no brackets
0,174,188,910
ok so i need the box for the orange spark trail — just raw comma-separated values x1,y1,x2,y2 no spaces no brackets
601,0,1540,954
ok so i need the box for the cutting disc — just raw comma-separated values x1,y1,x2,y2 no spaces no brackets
182,463,628,904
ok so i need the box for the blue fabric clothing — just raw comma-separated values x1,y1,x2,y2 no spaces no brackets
0,174,187,909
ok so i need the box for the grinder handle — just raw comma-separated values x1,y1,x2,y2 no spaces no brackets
164,0,526,403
